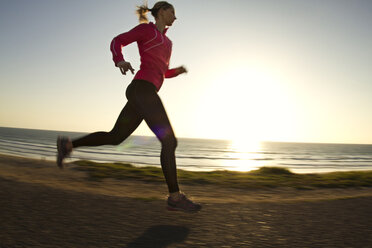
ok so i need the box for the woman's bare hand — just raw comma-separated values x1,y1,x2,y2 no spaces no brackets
116,61,135,75
176,66,187,75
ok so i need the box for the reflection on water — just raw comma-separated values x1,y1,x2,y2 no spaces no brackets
224,139,265,172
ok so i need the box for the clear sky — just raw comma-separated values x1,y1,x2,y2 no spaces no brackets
1,0,372,144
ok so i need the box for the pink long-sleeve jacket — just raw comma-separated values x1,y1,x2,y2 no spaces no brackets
110,22,178,91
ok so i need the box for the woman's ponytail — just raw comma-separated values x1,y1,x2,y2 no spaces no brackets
136,4,151,23
136,1,173,23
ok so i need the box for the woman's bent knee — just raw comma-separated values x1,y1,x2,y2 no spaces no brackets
108,132,125,146
161,135,177,150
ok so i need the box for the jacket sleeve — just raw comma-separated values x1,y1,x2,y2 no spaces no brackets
110,24,145,66
164,68,179,78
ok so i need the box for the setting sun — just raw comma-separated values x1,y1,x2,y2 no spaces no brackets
195,63,298,142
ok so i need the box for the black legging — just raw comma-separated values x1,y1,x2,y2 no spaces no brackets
72,79,179,193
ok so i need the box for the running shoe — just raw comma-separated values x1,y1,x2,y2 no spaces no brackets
167,193,202,213
57,136,72,169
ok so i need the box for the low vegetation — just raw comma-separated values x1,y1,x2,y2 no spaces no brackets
73,160,372,189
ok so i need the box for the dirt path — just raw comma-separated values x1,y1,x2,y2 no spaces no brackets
1,154,372,247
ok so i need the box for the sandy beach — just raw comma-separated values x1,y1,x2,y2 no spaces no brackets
1,154,372,247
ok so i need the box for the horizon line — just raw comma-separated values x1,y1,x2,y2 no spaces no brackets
1,125,371,146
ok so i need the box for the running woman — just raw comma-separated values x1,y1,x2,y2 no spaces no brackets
57,1,201,212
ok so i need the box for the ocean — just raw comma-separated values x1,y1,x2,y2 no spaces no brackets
0,127,371,174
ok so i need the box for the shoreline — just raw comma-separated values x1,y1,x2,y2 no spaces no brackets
2,150,372,174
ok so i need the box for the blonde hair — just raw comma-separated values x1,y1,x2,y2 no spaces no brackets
136,1,173,23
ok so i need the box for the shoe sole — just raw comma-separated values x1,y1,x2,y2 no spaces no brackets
56,136,68,169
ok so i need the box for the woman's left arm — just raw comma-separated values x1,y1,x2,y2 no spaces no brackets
165,66,187,78
110,24,146,66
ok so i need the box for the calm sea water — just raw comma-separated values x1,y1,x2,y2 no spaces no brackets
0,127,372,173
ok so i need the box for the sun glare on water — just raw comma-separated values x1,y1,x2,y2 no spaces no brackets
197,63,297,171
210,64,291,172
225,136,265,172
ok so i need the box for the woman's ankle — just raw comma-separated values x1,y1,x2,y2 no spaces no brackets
170,191,181,201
